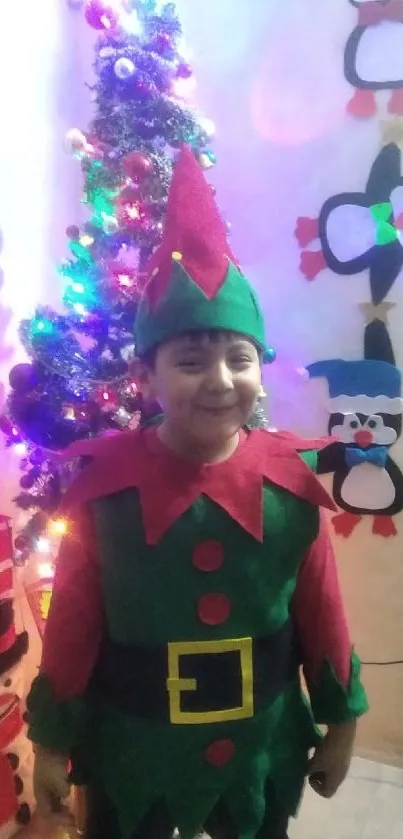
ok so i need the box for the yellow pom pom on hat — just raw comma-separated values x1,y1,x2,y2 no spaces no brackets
134,146,273,361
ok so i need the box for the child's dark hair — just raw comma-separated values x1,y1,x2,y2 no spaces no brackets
140,330,263,370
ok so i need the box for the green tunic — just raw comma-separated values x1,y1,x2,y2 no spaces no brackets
27,427,368,839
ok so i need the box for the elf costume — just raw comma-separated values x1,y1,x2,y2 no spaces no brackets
27,148,368,839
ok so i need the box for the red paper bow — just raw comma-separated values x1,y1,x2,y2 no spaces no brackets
359,0,403,26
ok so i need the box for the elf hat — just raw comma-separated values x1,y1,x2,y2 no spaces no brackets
134,146,272,360
307,359,403,416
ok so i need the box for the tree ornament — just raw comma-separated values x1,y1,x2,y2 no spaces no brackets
19,471,37,490
122,151,153,182
176,61,192,79
66,224,80,240
114,57,135,80
84,1,119,30
9,363,41,394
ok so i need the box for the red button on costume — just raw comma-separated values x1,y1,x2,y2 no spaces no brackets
192,541,224,572
197,593,231,625
205,739,236,767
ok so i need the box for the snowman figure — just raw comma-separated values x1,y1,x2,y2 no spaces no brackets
307,320,403,538
345,0,403,116
0,518,33,839
295,143,403,304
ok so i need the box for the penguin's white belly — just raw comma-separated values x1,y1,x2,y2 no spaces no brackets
341,463,395,511
355,22,403,84
325,205,375,263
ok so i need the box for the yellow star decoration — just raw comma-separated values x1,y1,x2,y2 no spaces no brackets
359,302,396,325
381,119,403,147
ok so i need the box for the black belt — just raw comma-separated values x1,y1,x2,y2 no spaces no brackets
91,621,299,724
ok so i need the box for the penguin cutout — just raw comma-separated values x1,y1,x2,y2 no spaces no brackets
345,0,403,117
295,144,403,304
308,319,403,538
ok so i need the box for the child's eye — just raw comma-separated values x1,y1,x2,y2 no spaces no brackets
178,359,203,369
230,356,253,367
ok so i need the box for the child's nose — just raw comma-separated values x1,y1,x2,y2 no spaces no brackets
206,362,233,391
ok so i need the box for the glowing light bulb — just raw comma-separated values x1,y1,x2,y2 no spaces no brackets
50,518,68,536
79,234,95,247
74,303,87,316
37,561,54,579
14,443,27,455
127,203,140,220
37,537,51,553
118,273,132,287
172,76,197,100
103,391,110,401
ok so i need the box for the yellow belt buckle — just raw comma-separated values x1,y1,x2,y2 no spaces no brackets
166,637,254,725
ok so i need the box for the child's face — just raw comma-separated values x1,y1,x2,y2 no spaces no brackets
144,332,262,449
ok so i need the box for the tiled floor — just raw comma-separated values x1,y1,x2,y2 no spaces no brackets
16,759,403,839
290,758,403,839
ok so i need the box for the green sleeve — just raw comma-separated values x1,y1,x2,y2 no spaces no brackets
27,675,88,754
309,650,369,725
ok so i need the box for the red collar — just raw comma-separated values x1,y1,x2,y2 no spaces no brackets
61,427,336,545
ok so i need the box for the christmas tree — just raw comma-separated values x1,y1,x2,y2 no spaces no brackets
0,0,218,565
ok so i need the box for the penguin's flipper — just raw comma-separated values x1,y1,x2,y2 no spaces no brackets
366,144,402,205
316,441,346,475
369,239,403,305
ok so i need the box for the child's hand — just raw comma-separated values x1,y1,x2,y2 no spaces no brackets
33,746,70,817
308,720,356,799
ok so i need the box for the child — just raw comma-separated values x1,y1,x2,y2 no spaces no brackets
28,147,368,839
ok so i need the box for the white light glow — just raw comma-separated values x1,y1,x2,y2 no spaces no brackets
37,561,55,578
37,538,51,553
120,11,142,35
172,75,197,100
13,443,27,456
